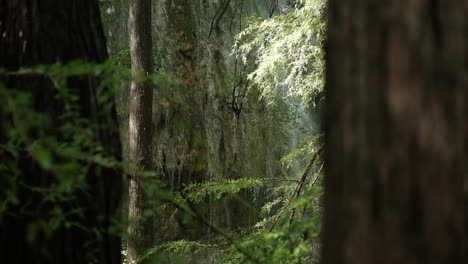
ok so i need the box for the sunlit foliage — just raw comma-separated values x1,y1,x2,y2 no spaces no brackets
234,0,326,106
2,0,327,262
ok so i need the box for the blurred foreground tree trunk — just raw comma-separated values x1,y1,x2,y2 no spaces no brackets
323,1,468,264
0,0,122,263
127,0,155,262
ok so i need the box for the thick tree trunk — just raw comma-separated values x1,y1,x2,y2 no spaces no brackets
322,1,468,264
0,0,122,263
127,0,155,262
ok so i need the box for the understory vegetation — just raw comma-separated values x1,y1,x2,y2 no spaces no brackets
3,0,468,263
4,0,468,263
1,0,327,263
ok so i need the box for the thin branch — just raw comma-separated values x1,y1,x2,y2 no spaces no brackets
262,178,300,184
229,0,243,33
290,162,324,225
269,145,323,231
294,146,324,200
155,195,261,264
269,0,278,18
208,0,231,38
309,162,324,188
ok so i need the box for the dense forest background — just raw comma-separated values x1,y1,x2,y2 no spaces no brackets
1,0,468,264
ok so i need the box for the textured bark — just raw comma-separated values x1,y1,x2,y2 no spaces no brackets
127,0,155,262
323,1,468,264
0,0,122,263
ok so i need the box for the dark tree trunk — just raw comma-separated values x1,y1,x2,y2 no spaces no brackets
0,0,122,264
127,0,155,262
322,1,468,264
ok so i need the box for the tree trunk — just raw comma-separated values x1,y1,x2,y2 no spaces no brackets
0,1,122,263
127,0,155,262
322,1,468,264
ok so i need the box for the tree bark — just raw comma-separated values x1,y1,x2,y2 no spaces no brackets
0,0,122,263
322,1,468,264
127,0,155,262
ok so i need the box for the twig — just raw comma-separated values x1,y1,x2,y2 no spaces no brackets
269,0,278,18
155,195,261,263
268,145,323,231
291,162,324,225
262,178,300,184
208,0,231,38
309,162,324,188
228,0,243,33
